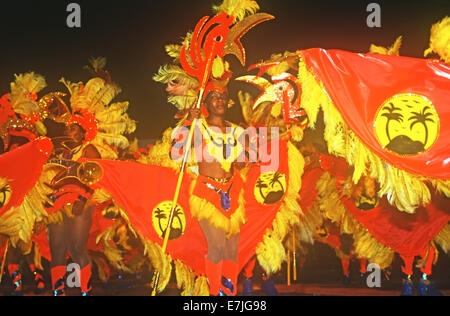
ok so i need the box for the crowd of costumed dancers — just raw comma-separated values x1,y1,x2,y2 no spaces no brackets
0,0,448,296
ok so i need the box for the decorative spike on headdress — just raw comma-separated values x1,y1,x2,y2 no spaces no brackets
154,0,273,116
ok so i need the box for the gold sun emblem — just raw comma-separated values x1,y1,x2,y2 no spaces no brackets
374,94,440,156
0,178,12,210
254,172,287,205
151,201,186,240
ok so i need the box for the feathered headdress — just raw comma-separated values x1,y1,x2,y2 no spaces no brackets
424,16,450,63
0,73,49,150
57,58,136,159
370,36,403,56
154,0,274,117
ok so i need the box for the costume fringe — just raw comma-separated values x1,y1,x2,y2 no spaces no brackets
0,169,52,253
434,224,450,255
189,181,246,238
297,56,446,213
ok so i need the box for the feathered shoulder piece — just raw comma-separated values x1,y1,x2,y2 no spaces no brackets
424,16,450,63
9,72,47,116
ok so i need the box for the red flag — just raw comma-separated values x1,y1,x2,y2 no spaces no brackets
324,154,450,257
90,160,207,275
0,137,53,216
300,49,450,179
87,139,292,275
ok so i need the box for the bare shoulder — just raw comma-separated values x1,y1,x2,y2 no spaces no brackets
82,144,101,159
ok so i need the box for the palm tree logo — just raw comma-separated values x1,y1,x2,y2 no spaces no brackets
254,172,286,205
374,94,439,156
0,181,11,209
408,106,435,149
381,103,404,142
152,201,186,240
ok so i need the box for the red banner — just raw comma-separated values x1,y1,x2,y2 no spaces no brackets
323,154,450,257
0,137,53,216
300,49,450,179
88,139,292,274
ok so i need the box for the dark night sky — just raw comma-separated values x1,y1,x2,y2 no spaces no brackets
0,0,448,141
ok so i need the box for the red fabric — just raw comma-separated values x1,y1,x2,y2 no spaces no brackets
243,257,256,279
298,167,325,212
237,140,290,272
300,49,450,179
7,264,19,276
421,246,435,276
222,261,239,296
0,137,53,216
342,193,449,257
90,160,207,276
322,154,450,257
51,266,66,290
193,174,243,218
359,258,367,274
205,259,222,296
341,258,350,276
79,263,92,293
33,230,51,261
87,139,291,277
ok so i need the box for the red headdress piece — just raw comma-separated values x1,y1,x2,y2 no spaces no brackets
66,109,98,143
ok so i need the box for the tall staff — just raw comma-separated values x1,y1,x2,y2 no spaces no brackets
151,40,218,296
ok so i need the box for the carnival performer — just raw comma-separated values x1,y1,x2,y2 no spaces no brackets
399,244,442,296
44,58,136,296
46,118,101,296
0,73,50,295
172,84,246,296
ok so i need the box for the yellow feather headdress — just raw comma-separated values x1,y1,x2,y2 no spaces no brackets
370,36,403,56
59,58,136,159
424,16,450,63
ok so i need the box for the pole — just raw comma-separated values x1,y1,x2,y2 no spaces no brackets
293,231,297,282
151,41,217,296
0,240,9,285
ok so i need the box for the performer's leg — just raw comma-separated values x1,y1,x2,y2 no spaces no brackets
400,255,414,278
48,222,68,296
341,257,351,285
417,246,442,296
242,257,256,296
243,257,256,279
400,254,414,296
6,247,23,295
24,249,45,294
65,205,94,295
222,233,240,296
199,219,226,295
